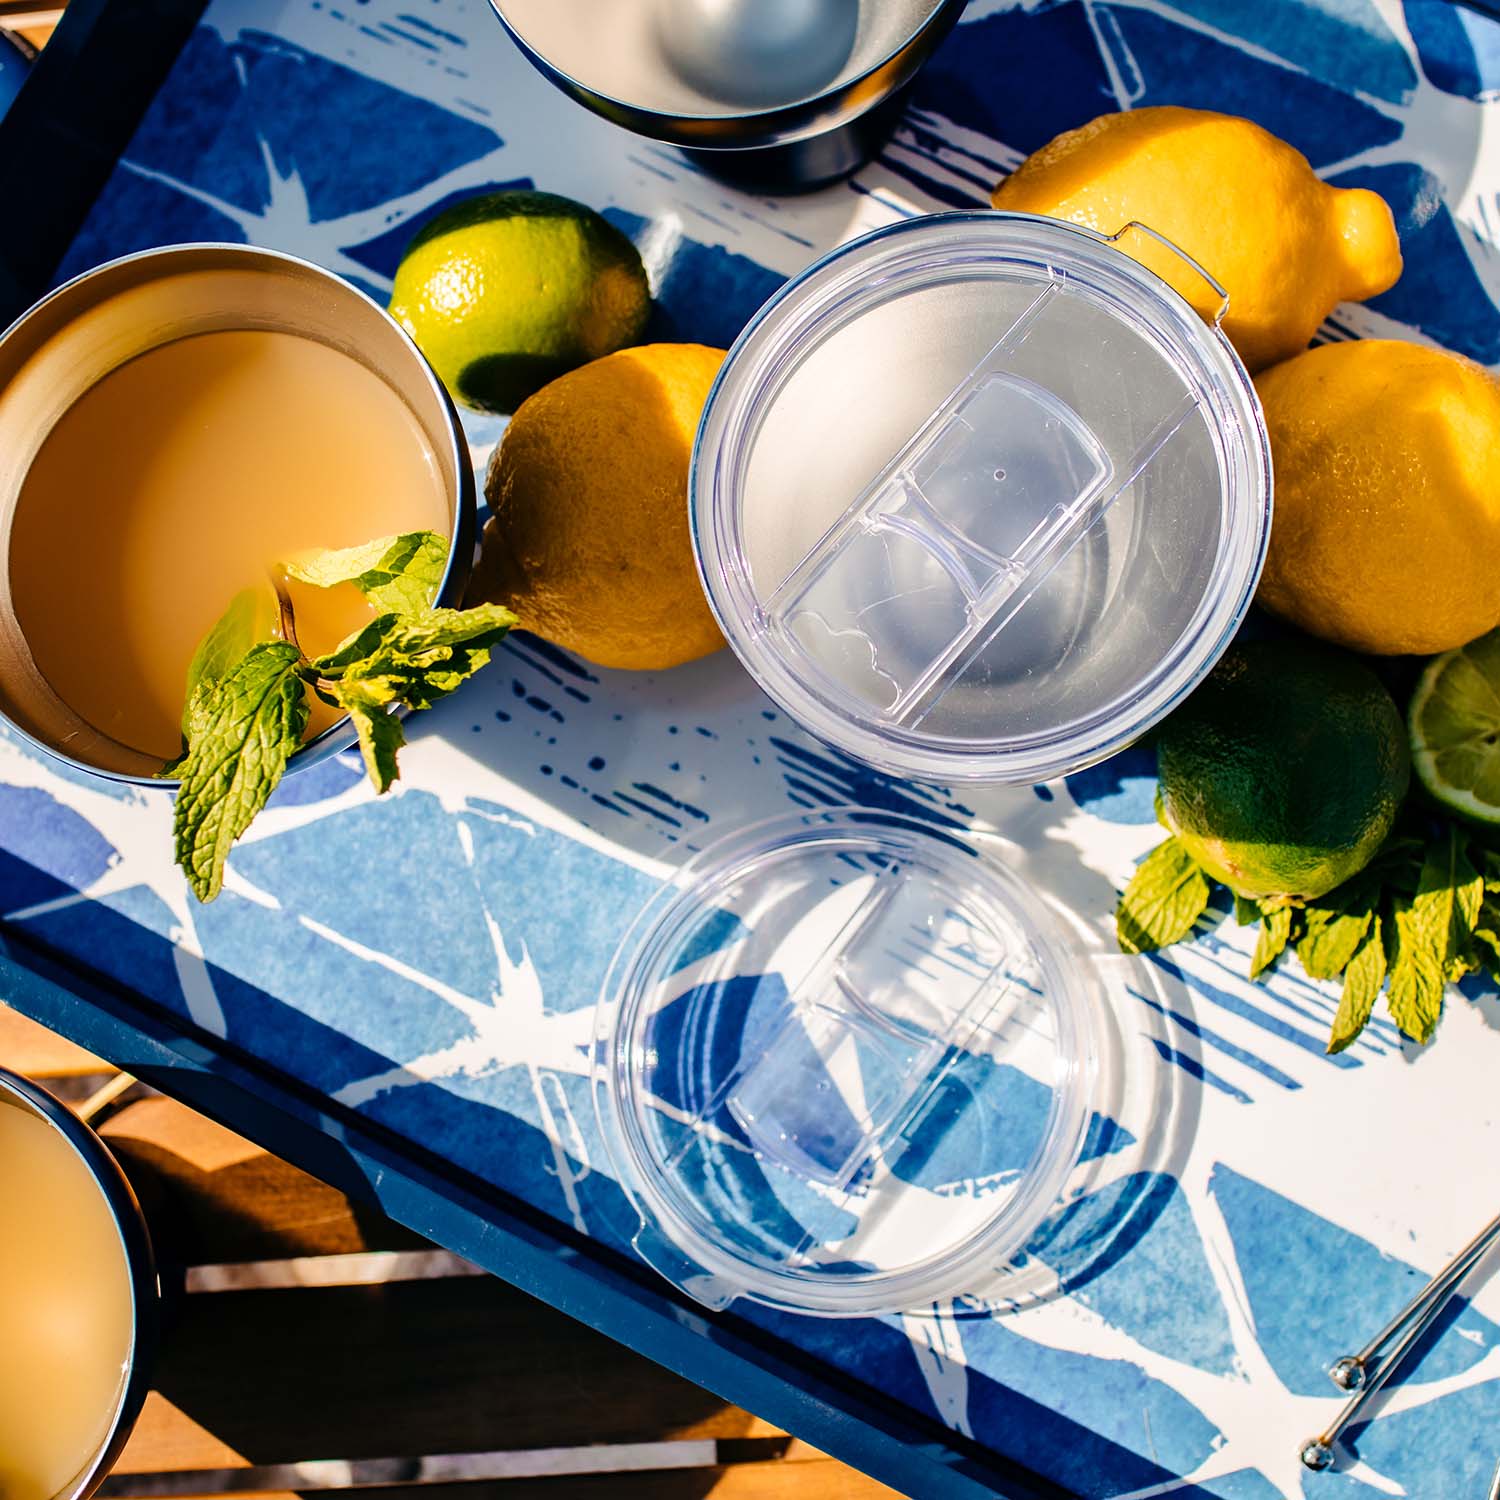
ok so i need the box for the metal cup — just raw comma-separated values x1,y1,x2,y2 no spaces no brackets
0,243,475,785
488,0,969,192
0,1067,158,1500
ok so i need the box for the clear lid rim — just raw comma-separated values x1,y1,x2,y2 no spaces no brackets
690,211,1273,786
593,806,1100,1316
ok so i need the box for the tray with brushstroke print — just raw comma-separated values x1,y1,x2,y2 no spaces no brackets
2,2,1499,1495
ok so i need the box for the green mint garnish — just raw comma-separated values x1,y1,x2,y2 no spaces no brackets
328,679,407,795
1115,817,1500,1054
166,530,516,902
1115,836,1211,955
180,586,278,738
1249,902,1293,980
312,603,516,793
172,642,308,902
283,529,449,617
1327,915,1386,1055
1295,877,1376,980
1386,829,1481,1044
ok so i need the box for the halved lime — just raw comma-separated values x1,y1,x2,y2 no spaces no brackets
1409,626,1500,825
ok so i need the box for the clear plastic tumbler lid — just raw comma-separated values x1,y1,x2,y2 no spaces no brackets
594,808,1097,1316
691,212,1271,784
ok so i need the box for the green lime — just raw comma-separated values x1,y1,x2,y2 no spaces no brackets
1157,640,1409,900
1408,626,1500,825
389,190,651,415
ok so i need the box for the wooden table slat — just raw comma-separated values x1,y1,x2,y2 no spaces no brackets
1,1002,901,1495
0,998,107,1077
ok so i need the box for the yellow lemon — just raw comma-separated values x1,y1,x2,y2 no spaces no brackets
991,106,1401,372
471,344,726,671
1256,340,1500,656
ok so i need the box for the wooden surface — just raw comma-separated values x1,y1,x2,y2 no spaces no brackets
0,999,904,1497
0,3,61,49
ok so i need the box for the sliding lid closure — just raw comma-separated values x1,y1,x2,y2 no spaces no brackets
595,809,1099,1317
692,212,1269,785
762,224,1228,731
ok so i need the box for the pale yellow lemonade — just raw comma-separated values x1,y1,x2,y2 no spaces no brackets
0,1093,135,1500
9,329,451,761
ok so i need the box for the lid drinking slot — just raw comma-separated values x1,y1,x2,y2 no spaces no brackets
724,862,1018,1193
763,307,1205,725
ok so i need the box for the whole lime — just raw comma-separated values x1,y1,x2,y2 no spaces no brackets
389,190,650,415
1157,641,1409,900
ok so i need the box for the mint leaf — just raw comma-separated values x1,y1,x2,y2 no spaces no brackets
1250,903,1293,980
312,604,516,689
1369,835,1427,898
307,602,516,796
1386,829,1483,1041
285,530,449,616
1473,893,1500,985
1387,892,1445,1043
1297,877,1377,981
1423,828,1481,975
330,682,406,794
172,642,307,902
1328,913,1386,1054
1116,838,1211,954
180,587,278,739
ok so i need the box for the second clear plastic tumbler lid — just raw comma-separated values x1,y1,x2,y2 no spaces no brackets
691,211,1272,785
594,808,1097,1316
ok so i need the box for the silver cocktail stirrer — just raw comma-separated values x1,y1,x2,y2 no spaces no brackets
1300,1208,1500,1470
1330,1208,1500,1392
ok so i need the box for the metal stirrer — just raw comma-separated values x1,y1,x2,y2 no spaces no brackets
1300,1210,1500,1471
1329,1209,1500,1392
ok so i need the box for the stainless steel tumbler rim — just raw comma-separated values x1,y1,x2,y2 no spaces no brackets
487,0,965,150
0,1066,159,1500
0,242,476,788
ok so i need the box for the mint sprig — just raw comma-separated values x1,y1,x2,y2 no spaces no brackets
1250,903,1293,980
311,603,516,792
1117,818,1500,1053
167,531,516,902
172,642,308,902
1328,915,1386,1053
180,586,279,735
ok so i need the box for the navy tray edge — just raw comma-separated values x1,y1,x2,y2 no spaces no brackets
0,926,1076,1500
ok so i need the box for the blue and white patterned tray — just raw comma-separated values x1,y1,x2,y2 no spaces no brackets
4,2,1500,1495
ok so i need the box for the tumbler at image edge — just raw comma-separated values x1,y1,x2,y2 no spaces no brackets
690,211,1274,786
486,0,968,191
0,1067,158,1500
0,243,475,786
